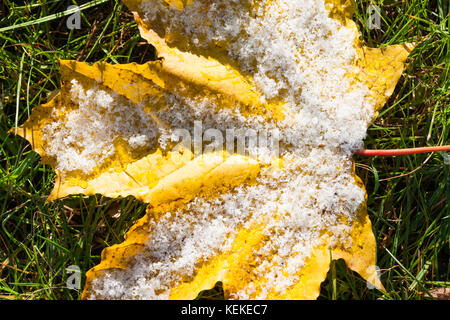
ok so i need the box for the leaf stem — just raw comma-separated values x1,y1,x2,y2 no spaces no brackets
355,145,450,156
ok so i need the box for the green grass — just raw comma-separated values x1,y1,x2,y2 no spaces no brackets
0,0,448,300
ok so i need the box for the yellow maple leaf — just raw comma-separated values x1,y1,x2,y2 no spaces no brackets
13,0,415,299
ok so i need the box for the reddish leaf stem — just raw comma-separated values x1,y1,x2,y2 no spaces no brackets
355,145,450,156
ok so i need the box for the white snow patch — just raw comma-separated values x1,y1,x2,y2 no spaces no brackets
42,80,158,175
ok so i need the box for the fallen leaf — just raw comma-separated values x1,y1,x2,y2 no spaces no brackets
13,0,415,299
421,288,450,300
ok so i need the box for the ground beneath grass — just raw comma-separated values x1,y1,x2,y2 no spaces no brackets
0,0,448,300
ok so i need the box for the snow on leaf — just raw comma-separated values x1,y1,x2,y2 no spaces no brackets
13,0,415,299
